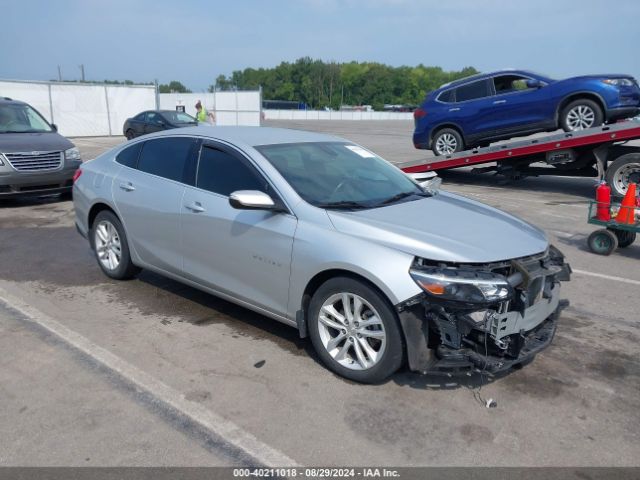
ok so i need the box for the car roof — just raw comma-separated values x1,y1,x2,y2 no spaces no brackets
140,126,347,148
0,97,28,106
438,69,533,90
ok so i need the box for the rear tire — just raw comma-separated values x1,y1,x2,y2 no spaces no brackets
90,210,140,279
560,99,603,132
605,153,640,198
307,277,404,383
608,228,636,248
588,229,618,255
432,128,464,156
125,129,135,140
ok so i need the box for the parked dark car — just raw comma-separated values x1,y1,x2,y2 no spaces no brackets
123,110,198,140
413,70,640,155
0,97,81,198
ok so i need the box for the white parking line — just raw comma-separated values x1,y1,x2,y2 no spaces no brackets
573,269,640,286
0,286,298,467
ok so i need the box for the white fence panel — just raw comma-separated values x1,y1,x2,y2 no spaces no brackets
262,109,413,121
0,81,52,122
50,84,110,136
107,86,157,136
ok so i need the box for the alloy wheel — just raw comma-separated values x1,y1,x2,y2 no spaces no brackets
94,220,122,271
435,133,458,155
566,105,595,130
317,292,387,371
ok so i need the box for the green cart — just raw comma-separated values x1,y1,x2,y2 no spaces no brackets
587,201,638,255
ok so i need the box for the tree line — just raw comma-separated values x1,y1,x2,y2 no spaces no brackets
208,57,478,110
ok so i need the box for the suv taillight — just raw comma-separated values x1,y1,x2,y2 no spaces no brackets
413,108,427,120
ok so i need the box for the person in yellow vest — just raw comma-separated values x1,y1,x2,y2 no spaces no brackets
195,100,215,124
195,100,207,122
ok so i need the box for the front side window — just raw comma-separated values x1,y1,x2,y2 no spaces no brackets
493,75,533,94
256,142,426,208
137,137,196,182
196,146,267,196
163,111,197,124
455,80,491,102
0,103,53,133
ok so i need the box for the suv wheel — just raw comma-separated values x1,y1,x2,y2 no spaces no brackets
307,277,404,383
432,128,464,156
560,99,603,132
90,210,140,279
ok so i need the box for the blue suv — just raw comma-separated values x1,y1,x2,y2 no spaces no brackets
413,70,640,156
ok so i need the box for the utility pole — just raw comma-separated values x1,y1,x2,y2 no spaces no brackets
57,65,62,82
79,64,85,82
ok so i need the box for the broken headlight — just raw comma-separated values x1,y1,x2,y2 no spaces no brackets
409,267,513,305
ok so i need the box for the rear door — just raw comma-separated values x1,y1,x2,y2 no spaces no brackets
450,79,494,140
180,142,297,317
144,112,166,135
113,136,199,275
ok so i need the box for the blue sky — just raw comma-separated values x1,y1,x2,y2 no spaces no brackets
1,0,639,91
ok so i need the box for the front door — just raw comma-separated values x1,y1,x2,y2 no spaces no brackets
181,143,297,317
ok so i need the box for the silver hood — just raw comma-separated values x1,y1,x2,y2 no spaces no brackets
327,192,548,263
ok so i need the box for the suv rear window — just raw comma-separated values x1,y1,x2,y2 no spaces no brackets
455,80,490,102
437,90,454,103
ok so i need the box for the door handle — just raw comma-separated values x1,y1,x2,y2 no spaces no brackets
493,100,507,104
119,182,135,192
185,202,205,213
448,107,461,112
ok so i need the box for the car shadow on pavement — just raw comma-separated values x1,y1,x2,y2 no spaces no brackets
135,270,322,363
390,366,514,391
0,193,69,208
438,168,596,198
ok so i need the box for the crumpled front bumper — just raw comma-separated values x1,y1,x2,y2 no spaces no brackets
397,248,571,376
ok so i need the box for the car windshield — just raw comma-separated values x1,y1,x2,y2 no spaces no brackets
256,142,428,209
0,103,53,133
162,111,197,124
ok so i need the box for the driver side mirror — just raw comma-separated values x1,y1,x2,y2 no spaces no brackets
526,79,542,89
229,190,279,211
409,171,442,195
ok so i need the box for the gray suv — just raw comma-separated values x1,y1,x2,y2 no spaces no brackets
0,97,81,198
73,127,571,383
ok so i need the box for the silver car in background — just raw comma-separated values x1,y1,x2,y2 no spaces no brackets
73,127,571,383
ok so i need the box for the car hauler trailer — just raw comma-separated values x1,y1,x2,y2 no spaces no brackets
399,122,640,198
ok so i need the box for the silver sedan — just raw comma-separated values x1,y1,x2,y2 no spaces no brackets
73,127,571,383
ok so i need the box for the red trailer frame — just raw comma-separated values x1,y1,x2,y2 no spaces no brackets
399,122,640,197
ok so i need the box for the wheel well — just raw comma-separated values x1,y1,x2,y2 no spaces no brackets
300,269,395,325
430,124,463,141
557,93,605,123
88,203,117,230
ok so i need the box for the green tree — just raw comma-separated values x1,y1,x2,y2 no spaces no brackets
158,81,191,93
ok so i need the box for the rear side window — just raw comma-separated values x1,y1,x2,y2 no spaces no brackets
115,142,142,168
196,146,267,196
455,80,490,102
437,89,454,103
137,137,196,183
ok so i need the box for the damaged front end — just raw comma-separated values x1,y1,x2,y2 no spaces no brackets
397,245,572,375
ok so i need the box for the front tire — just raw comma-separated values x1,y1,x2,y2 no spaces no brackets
560,99,603,132
588,229,618,256
90,210,140,279
432,128,464,156
307,277,404,383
